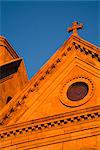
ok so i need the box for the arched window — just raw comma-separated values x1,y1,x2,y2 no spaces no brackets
6,96,12,104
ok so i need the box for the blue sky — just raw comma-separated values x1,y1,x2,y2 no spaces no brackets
0,1,100,79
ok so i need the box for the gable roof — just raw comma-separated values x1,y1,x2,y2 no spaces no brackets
0,34,99,126
0,36,19,60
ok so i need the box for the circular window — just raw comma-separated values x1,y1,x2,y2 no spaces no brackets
67,82,88,101
59,77,94,107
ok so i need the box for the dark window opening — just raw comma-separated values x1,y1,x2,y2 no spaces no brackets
6,96,12,104
67,82,88,101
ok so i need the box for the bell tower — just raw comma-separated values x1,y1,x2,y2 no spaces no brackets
0,36,28,109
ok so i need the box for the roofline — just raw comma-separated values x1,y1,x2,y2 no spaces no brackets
68,34,100,52
0,36,19,58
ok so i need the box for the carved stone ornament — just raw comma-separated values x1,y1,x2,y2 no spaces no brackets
59,76,94,107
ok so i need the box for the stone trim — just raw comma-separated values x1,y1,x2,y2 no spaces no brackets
72,34,99,51
73,42,100,62
0,36,19,58
59,76,94,107
0,108,100,139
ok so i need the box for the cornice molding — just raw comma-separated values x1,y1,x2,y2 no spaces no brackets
72,35,99,52
0,106,100,139
73,42,100,62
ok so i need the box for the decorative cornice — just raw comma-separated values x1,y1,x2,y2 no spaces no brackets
0,106,100,139
73,42,100,62
71,35,99,52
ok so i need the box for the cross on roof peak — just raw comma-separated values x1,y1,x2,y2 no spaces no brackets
67,21,83,36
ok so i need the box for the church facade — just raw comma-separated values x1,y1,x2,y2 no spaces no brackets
0,22,100,150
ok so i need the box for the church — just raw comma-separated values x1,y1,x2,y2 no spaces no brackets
0,21,100,150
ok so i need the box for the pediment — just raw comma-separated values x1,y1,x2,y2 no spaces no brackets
0,34,99,126
15,60,99,123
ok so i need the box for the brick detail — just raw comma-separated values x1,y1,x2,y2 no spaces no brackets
0,111,99,139
73,42,100,62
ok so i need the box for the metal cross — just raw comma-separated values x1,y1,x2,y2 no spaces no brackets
67,21,83,36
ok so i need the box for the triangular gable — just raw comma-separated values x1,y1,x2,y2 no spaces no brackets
0,34,99,126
